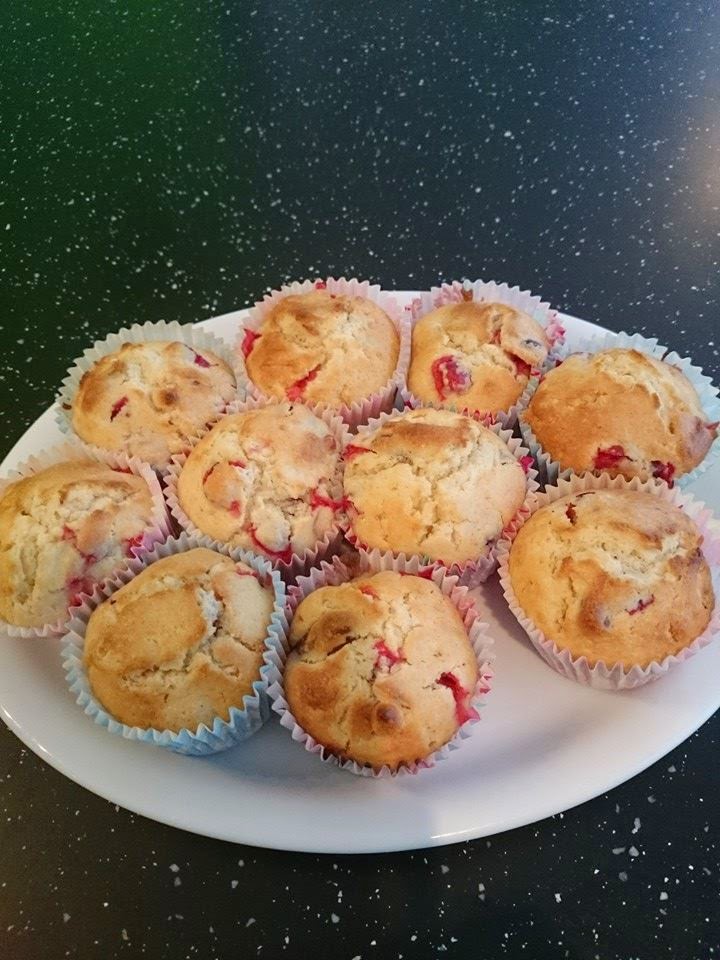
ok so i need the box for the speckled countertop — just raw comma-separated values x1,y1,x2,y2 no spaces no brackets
1,3,719,958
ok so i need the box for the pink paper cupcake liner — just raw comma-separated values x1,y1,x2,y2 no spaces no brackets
264,552,494,777
0,441,171,639
496,472,720,690
341,409,540,588
235,277,411,431
56,319,246,473
519,329,720,489
400,278,565,429
163,396,352,583
61,531,289,755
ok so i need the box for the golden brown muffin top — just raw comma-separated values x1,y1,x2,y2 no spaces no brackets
0,461,156,628
284,571,479,770
524,348,717,482
71,340,237,469
244,290,399,407
407,300,549,414
508,490,715,668
84,548,275,732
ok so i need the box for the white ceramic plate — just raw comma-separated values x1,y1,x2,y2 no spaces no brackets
1,295,719,854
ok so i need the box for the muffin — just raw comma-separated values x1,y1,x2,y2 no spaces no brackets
175,403,344,563
242,289,400,407
508,489,715,669
523,348,719,483
283,571,479,770
0,461,159,628
343,408,527,565
407,300,550,414
82,548,275,732
70,340,237,468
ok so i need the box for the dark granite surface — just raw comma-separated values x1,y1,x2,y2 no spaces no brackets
1,2,719,958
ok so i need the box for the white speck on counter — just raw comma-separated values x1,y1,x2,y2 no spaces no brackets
660,891,669,901
612,847,626,855
231,880,239,889
629,846,639,858
631,817,641,834
618,872,628,882
169,864,179,873
246,918,255,927
440,865,449,874
62,913,70,923
554,893,561,903
331,913,340,924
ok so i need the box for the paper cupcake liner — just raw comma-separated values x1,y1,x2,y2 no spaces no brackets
496,472,720,690
61,532,289,756
56,319,246,472
519,330,720,489
265,552,494,777
235,277,411,431
0,441,171,639
401,278,565,429
341,409,540,587
164,396,352,582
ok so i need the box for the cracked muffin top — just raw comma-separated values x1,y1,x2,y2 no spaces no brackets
343,408,527,565
407,300,549,414
71,340,237,469
242,290,399,407
0,461,159,629
523,348,718,483
508,490,715,669
83,547,276,732
283,570,479,770
176,404,344,563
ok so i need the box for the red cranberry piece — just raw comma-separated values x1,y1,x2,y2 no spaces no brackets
61,525,76,542
359,584,379,599
110,396,128,421
519,455,534,474
593,445,627,470
437,672,479,725
241,328,261,360
247,524,293,564
193,351,211,368
229,460,246,469
344,444,375,460
309,488,351,511
651,461,675,486
374,640,405,670
628,595,655,615
124,533,145,556
431,355,472,402
67,576,94,606
314,280,327,289
509,355,533,379
286,365,321,402
565,503,577,524
228,500,242,517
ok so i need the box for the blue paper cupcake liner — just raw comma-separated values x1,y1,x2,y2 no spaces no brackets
61,532,289,756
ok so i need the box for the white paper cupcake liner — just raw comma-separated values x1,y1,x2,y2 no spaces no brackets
235,277,411,431
496,472,720,690
401,278,565,429
519,330,720,489
341,409,540,587
0,441,171,639
264,552,494,777
56,319,246,472
61,532,289,756
164,396,352,582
